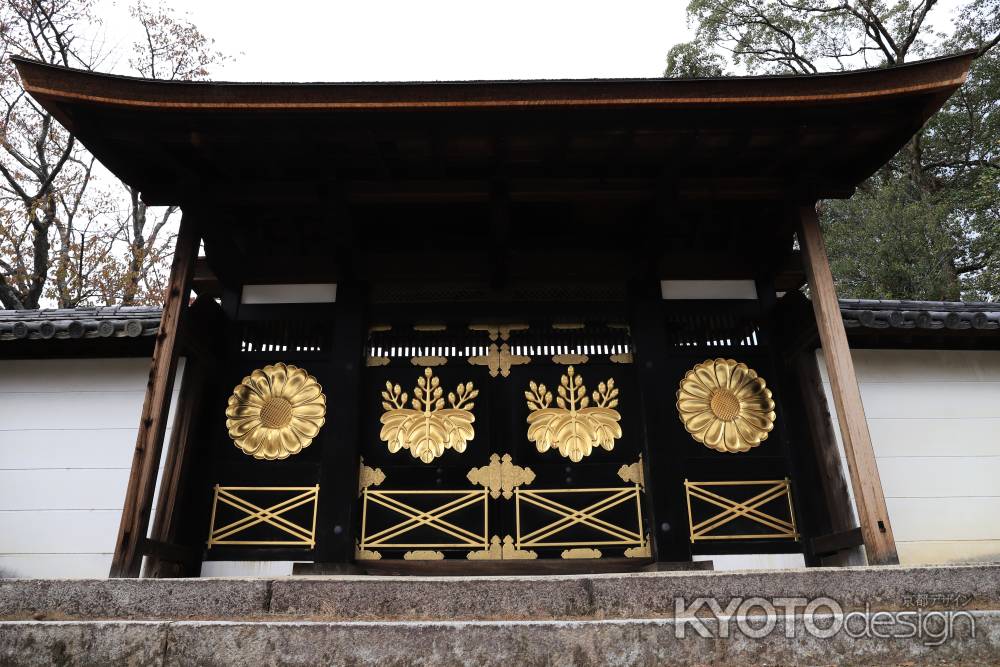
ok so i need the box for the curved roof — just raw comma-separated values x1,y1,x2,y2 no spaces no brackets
12,54,975,209
12,53,972,111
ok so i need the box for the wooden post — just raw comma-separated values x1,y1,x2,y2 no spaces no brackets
110,214,200,577
141,303,219,577
628,282,691,563
796,203,898,565
313,283,366,564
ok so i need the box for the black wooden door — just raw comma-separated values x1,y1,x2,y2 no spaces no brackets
198,316,335,564
356,323,650,561
656,302,804,557
500,358,647,560
359,360,497,559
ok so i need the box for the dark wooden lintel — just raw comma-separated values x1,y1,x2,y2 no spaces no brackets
141,537,200,567
811,527,864,556
142,177,856,207
354,557,656,577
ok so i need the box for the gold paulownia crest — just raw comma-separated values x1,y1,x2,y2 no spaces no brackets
525,366,622,463
676,358,776,454
225,363,326,460
379,368,479,464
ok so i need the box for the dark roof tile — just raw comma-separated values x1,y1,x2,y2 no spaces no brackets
2,299,998,343
838,299,1000,331
0,306,163,341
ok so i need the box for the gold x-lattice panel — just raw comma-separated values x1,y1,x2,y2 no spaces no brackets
360,488,490,550
514,485,646,550
207,485,319,548
684,479,799,542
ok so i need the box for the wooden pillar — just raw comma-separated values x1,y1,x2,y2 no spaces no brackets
628,282,691,562
110,214,200,577
313,283,366,564
796,203,898,565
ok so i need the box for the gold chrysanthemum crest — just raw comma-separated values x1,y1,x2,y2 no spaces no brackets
225,363,326,460
676,358,775,454
525,366,622,463
379,368,479,464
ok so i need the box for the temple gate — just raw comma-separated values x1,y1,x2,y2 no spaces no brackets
9,51,975,575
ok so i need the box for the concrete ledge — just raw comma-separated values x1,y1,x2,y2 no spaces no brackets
0,621,164,666
1,614,997,667
2,564,1000,621
271,564,1000,620
0,578,269,620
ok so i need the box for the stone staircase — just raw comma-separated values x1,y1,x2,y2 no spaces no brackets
2,565,1000,665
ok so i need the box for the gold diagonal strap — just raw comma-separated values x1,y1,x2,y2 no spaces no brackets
362,490,487,548
688,482,792,535
518,488,638,542
214,489,317,542
364,491,484,545
212,488,316,543
689,484,793,535
207,486,318,547
684,480,798,541
517,488,640,545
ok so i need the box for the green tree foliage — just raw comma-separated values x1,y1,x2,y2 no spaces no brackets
669,0,1000,300
665,41,726,77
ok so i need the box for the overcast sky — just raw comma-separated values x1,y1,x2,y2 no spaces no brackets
94,0,695,82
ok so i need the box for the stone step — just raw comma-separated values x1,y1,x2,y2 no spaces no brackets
1,614,998,666
2,564,1000,622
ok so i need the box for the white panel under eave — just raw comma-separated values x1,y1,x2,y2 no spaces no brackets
660,280,758,300
693,553,806,570
241,283,337,304
200,561,300,577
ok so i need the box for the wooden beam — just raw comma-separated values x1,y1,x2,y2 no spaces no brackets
811,527,865,557
191,257,222,299
796,203,898,565
109,214,199,577
139,538,200,571
140,177,856,207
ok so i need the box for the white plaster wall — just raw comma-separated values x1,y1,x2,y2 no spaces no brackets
817,349,1000,566
0,357,183,578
